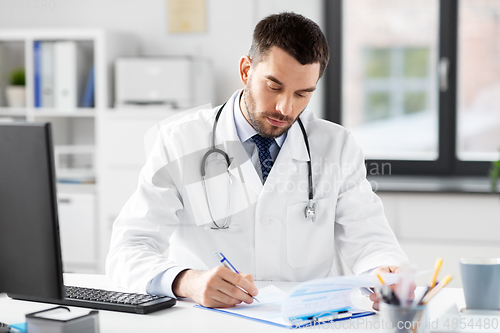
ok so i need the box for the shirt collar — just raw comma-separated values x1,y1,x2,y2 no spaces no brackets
233,90,286,147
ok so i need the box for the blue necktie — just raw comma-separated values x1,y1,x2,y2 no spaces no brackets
252,134,275,182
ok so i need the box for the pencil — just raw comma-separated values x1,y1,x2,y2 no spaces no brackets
428,257,443,292
377,274,386,285
421,274,452,305
414,257,444,305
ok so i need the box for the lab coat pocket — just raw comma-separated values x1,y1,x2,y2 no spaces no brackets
285,197,335,268
185,171,231,226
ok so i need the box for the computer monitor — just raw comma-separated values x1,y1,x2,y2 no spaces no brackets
0,122,64,300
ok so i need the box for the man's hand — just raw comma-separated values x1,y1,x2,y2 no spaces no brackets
172,266,259,308
369,266,416,311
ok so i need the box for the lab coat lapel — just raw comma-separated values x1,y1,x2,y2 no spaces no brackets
283,115,311,163
215,91,263,197
262,114,311,196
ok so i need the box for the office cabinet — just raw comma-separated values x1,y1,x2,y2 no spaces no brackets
396,194,500,242
97,109,177,269
57,192,96,271
0,29,138,273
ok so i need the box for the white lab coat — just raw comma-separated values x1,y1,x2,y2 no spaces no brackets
106,90,408,294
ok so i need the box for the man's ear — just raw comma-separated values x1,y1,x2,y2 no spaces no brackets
239,55,252,86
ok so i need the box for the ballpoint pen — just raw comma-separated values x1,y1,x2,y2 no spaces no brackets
214,252,260,303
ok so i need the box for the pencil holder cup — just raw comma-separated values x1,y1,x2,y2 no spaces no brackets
379,303,428,333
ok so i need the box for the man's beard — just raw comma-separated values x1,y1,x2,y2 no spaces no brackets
243,79,304,139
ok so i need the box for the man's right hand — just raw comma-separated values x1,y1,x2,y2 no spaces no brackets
172,266,259,308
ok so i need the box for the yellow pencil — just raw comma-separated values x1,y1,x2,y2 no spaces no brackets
428,257,443,291
421,274,452,305
377,274,386,285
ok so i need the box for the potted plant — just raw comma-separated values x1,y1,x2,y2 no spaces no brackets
5,68,26,107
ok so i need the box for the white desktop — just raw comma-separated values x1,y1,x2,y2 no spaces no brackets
0,274,468,333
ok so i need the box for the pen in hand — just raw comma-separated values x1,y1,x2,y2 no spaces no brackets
214,252,260,303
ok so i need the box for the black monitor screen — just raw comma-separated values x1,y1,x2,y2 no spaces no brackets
0,122,63,300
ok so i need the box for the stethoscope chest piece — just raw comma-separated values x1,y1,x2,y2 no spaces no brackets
304,199,316,222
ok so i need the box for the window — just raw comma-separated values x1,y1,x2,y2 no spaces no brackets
365,48,431,119
325,0,500,175
457,0,500,162
361,46,436,160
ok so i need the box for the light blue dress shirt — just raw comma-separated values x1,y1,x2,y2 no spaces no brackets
233,90,286,181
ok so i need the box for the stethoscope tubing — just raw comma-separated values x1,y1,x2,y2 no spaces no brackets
201,102,315,229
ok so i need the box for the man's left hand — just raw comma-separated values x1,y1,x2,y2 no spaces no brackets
369,266,416,311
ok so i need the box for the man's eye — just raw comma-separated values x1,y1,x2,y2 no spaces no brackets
269,86,280,91
296,92,307,98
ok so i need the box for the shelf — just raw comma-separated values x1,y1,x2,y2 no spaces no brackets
54,144,95,185
57,170,95,178
103,108,178,119
54,145,95,153
0,28,140,273
31,109,96,118
57,183,96,194
0,107,96,117
0,28,110,41
0,108,28,116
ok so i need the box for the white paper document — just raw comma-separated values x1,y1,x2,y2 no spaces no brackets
194,274,399,328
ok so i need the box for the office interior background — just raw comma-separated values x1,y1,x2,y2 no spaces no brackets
0,0,499,288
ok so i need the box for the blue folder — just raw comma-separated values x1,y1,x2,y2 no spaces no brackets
194,304,375,329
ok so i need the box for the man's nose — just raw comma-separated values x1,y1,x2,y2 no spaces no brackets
276,94,293,116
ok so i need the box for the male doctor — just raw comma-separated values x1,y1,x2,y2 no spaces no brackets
107,12,412,310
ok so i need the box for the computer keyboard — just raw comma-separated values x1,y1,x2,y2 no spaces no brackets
62,285,176,314
65,286,164,304
10,285,176,314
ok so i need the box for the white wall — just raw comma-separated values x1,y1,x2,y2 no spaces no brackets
0,0,325,117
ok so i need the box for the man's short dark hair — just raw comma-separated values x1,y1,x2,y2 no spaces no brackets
249,12,330,79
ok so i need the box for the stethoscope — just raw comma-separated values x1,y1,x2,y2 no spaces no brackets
201,102,315,230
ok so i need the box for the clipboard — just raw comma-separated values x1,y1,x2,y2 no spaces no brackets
193,275,398,328
195,303,374,329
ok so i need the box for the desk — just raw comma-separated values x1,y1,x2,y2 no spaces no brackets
0,274,466,332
